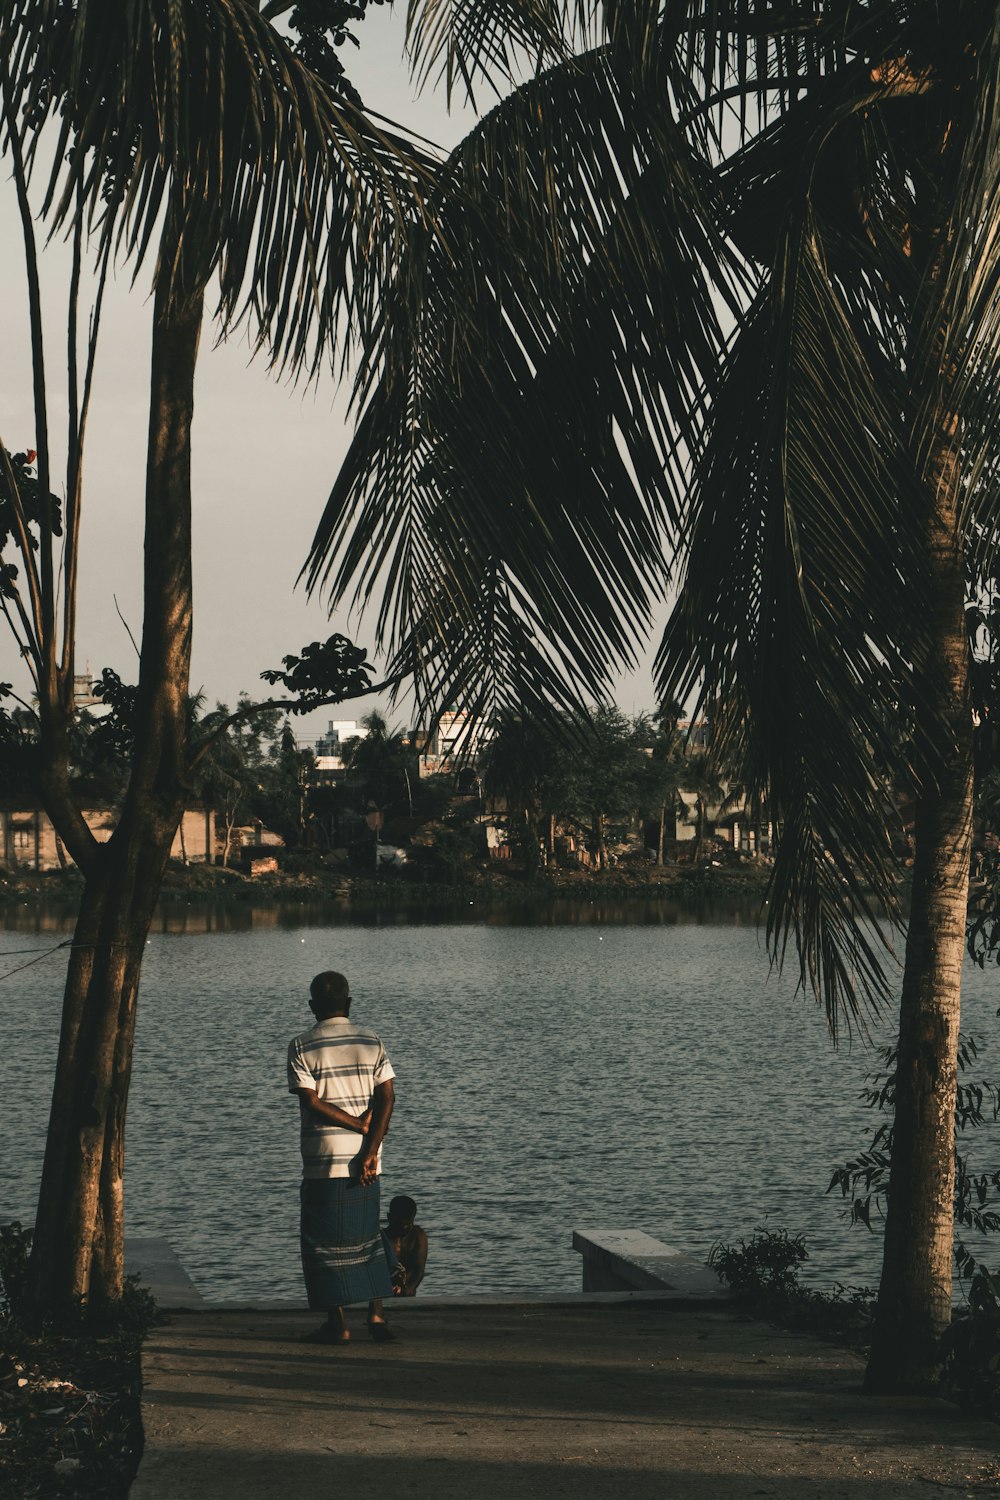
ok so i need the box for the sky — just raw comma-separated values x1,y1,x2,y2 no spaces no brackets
0,8,663,746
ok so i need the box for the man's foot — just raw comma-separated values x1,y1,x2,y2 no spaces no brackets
301,1324,351,1344
366,1317,396,1343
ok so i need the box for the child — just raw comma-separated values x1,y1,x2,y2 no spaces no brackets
384,1195,428,1297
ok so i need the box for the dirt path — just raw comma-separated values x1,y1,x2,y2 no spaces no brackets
130,1300,1000,1498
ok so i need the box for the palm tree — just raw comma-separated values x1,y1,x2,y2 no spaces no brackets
346,710,414,815
304,2,1000,1390
679,751,726,864
0,0,426,1315
633,707,685,867
479,709,557,873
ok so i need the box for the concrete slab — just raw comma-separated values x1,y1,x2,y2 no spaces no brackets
573,1229,728,1299
126,1238,205,1309
131,1302,1000,1499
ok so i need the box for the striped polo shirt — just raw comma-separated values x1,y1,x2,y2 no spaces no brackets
287,1016,396,1179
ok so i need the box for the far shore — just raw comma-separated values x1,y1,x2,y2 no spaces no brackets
0,855,775,912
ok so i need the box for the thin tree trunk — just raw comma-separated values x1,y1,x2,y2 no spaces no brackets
865,408,972,1391
28,274,202,1315
593,810,607,870
656,803,665,866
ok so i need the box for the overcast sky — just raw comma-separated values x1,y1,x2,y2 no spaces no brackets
0,8,661,744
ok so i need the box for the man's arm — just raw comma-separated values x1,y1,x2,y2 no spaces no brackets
297,1089,372,1133
355,1078,394,1185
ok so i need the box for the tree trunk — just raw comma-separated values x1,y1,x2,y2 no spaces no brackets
593,810,607,870
865,409,972,1391
27,274,202,1316
656,803,665,866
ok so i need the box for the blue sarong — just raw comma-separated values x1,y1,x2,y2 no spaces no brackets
300,1178,394,1308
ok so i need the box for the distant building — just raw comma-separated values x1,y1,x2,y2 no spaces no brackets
420,707,491,770
0,804,215,871
309,719,367,777
677,717,711,751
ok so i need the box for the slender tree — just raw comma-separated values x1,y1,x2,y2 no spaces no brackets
679,751,725,864
304,1,1000,1389
0,0,427,1316
633,708,684,867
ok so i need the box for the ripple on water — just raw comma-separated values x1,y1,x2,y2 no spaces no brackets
2,903,999,1301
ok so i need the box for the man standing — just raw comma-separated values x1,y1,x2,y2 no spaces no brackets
287,970,396,1343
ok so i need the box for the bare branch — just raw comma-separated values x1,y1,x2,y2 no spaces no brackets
0,587,40,690
0,57,55,681
113,594,141,660
61,225,115,683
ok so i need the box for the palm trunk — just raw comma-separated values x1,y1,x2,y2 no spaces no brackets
865,408,971,1391
28,274,202,1315
695,796,706,861
656,803,665,866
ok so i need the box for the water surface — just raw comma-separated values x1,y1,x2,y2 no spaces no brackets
2,898,997,1302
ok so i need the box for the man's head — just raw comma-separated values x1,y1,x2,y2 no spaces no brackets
309,971,351,1019
387,1195,416,1232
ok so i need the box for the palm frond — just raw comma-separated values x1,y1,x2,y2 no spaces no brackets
657,108,943,1029
405,0,571,108
0,0,435,374
907,9,1000,560
305,43,737,722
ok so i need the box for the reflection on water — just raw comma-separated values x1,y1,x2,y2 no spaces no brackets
3,898,997,1306
1,889,767,936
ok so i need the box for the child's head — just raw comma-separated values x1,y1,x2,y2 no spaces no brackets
387,1194,417,1232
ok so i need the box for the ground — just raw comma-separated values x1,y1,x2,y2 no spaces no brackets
130,1301,1000,1500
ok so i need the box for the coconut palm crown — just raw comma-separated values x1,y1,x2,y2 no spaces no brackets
306,0,1000,1388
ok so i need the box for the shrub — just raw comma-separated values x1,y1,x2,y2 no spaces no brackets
709,1227,807,1296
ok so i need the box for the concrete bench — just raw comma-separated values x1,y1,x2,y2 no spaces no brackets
573,1229,728,1301
126,1238,205,1309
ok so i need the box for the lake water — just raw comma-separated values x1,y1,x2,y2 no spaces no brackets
2,896,999,1303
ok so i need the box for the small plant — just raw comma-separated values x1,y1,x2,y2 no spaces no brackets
0,1219,32,1319
709,1227,876,1348
941,1262,1000,1417
709,1227,808,1295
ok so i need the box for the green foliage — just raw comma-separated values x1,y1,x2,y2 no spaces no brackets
0,702,39,796
480,703,672,871
828,1035,1000,1244
0,450,62,592
0,1220,33,1320
709,1226,876,1346
0,1220,156,1341
941,1263,1000,1416
283,0,387,107
260,634,373,710
709,1227,808,1297
406,819,481,884
342,710,414,812
0,1231,155,1498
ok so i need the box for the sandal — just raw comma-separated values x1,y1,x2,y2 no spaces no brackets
366,1318,396,1343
